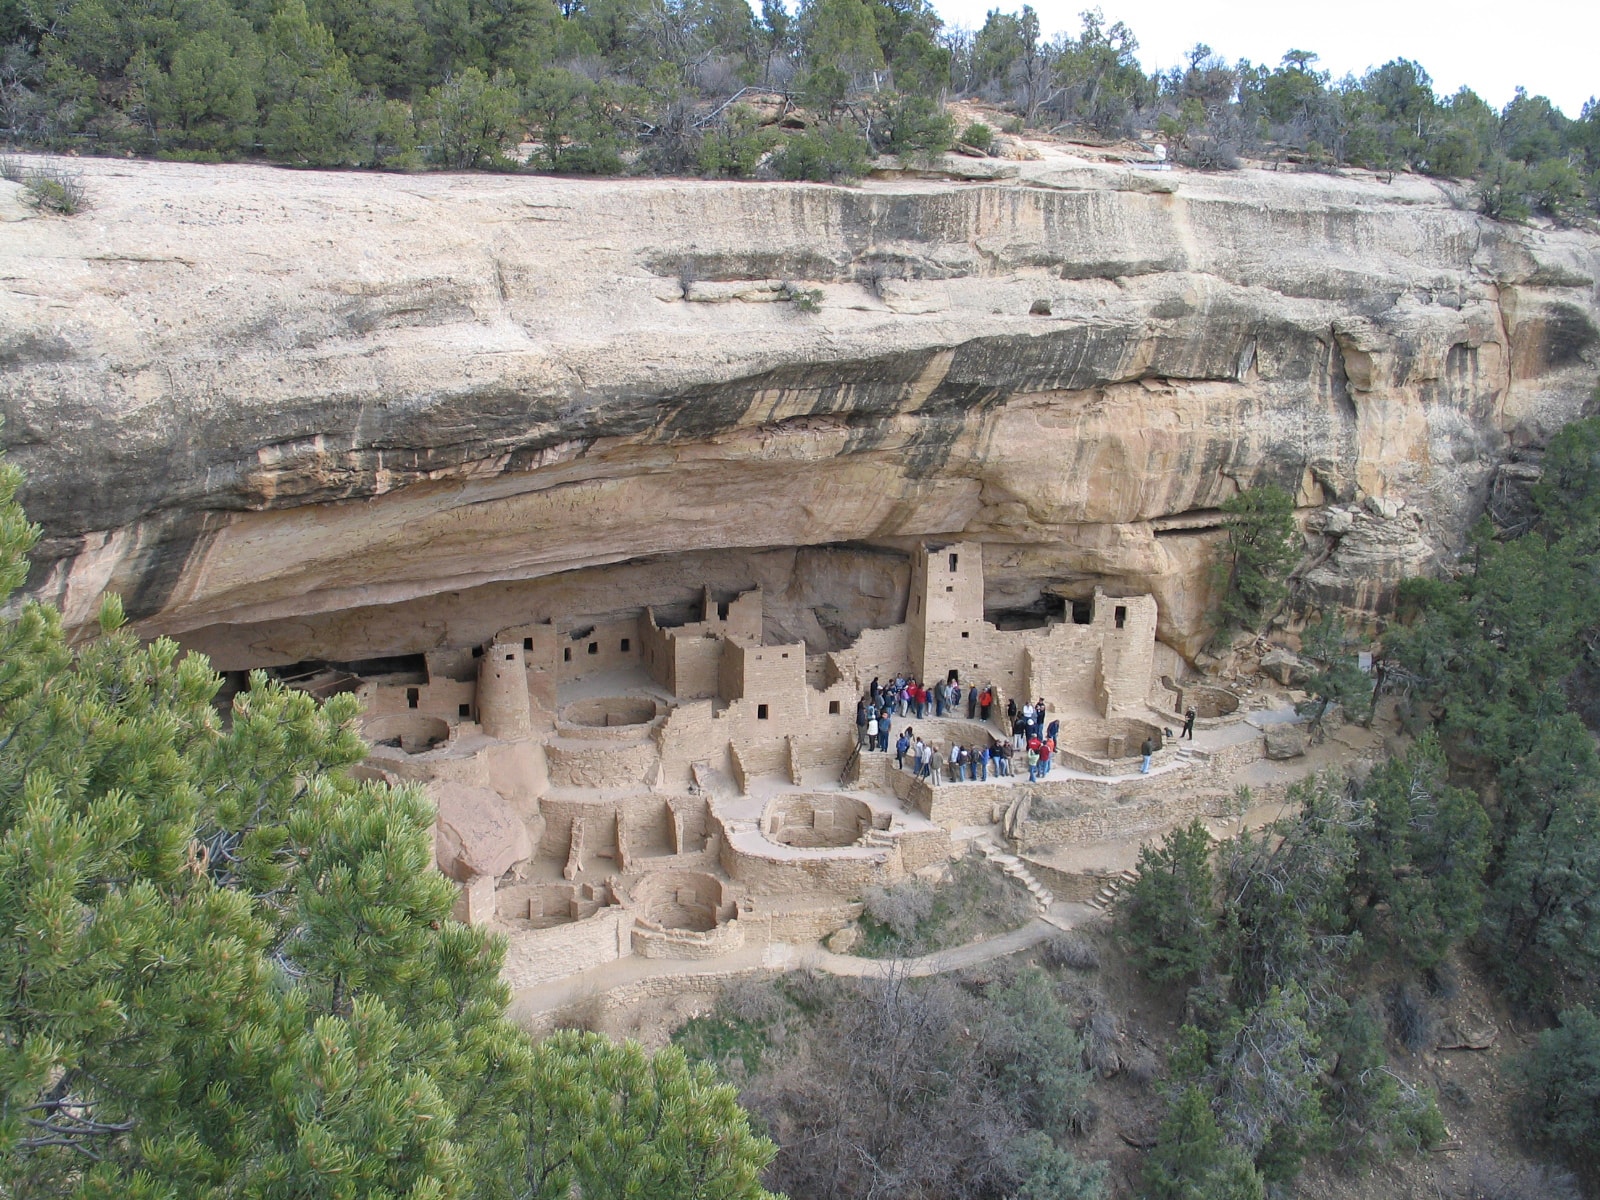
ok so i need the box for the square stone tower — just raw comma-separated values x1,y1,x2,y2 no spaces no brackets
907,541,985,683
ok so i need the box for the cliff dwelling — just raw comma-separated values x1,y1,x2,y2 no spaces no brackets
265,539,1291,993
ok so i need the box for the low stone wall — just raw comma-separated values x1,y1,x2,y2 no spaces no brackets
720,834,901,896
1016,789,1229,851
897,826,954,873
500,907,631,989
747,898,864,942
632,916,747,960
729,737,789,790
1020,857,1124,904
909,777,1007,828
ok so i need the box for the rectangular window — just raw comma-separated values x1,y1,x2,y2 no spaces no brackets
1114,605,1127,629
717,602,729,620
406,688,419,709
471,646,483,658
781,651,789,658
961,631,970,639
828,700,840,714
587,642,598,655
949,552,959,571
458,702,471,718
757,704,769,720
563,647,572,662
946,585,954,593
523,637,533,651
505,652,515,661
620,638,631,652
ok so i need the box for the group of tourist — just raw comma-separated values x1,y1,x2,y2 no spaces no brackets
853,676,1064,784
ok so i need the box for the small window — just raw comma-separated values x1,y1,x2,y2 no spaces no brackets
828,700,841,715
781,651,789,658
458,702,471,718
523,637,533,651
961,631,970,639
406,688,419,709
505,652,515,661
949,552,959,571
471,646,483,658
757,704,769,720
587,642,598,655
563,647,572,662
620,638,630,652
1114,605,1127,629
946,585,953,593
717,602,729,620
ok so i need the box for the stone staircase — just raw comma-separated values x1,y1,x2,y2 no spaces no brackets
1085,868,1139,912
975,836,1053,914
858,826,898,850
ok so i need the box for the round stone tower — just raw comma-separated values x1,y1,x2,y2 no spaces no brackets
476,636,532,739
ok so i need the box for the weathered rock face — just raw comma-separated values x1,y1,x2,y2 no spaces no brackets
2,154,1597,663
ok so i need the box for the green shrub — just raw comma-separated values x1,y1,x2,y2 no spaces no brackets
960,121,994,152
770,124,870,182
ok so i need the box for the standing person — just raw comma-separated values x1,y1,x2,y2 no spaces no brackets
927,742,942,786
1140,737,1155,774
914,736,926,774
967,685,978,719
856,698,867,746
1041,736,1054,776
1006,697,1017,722
1027,744,1041,782
1047,718,1060,745
951,682,963,720
895,728,911,770
870,677,880,704
878,718,891,753
949,742,962,783
934,683,945,717
1012,714,1025,751
979,686,993,721
1022,701,1036,740
1182,707,1197,739
865,713,878,751
979,744,991,781
1035,699,1047,728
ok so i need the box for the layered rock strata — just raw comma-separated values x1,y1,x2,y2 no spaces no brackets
3,154,1597,660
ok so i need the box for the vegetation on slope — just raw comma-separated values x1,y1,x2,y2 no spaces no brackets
1,0,1595,211
1111,410,1600,1195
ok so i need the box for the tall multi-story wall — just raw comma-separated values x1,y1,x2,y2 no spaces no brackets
478,635,533,738
907,541,985,683
641,587,764,699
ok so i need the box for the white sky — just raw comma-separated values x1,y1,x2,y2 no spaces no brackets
928,0,1598,118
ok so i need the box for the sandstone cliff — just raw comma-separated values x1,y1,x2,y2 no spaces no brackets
3,151,1597,663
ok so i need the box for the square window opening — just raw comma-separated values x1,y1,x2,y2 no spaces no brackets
471,646,483,659
961,631,970,639
757,704,769,720
828,700,841,714
946,585,954,593
505,652,515,661
458,703,471,718
587,642,598,655
620,638,631,652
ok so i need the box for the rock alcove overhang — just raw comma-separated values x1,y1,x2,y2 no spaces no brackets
0,157,1595,660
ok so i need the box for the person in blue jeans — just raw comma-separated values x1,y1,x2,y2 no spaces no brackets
1140,736,1155,773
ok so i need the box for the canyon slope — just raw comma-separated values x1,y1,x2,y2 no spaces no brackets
3,150,1597,665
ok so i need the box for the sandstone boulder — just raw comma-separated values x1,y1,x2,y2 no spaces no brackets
826,924,861,954
1264,724,1310,760
1260,648,1311,687
432,782,533,882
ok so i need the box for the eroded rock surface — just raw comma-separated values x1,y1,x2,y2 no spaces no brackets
2,154,1597,661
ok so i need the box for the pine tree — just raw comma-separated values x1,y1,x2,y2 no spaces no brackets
1213,484,1299,632
1143,1087,1265,1200
1120,820,1218,984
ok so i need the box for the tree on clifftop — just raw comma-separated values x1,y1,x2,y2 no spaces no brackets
0,438,777,1199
